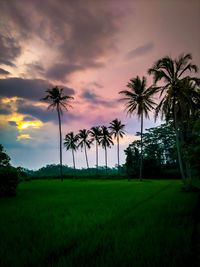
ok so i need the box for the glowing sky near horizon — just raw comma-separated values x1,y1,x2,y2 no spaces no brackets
0,0,200,169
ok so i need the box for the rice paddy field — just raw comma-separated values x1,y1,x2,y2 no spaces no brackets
0,179,199,267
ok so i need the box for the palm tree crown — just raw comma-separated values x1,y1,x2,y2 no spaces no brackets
109,119,125,138
90,126,102,143
119,76,157,118
78,129,93,168
109,119,125,172
148,53,199,89
64,132,79,170
100,126,114,149
64,132,79,151
41,86,74,112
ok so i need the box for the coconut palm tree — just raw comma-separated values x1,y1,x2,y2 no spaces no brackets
78,129,93,169
148,53,200,184
41,86,74,180
109,119,125,173
119,76,157,181
90,126,102,173
64,132,79,171
99,126,114,174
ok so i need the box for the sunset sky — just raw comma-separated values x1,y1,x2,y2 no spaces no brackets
0,0,200,170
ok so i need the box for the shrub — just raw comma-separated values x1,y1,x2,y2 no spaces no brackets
0,166,18,197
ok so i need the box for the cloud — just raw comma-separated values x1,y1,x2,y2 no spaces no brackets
25,62,44,77
0,98,11,114
81,89,117,108
46,64,83,81
8,121,17,126
126,42,154,60
16,101,81,124
0,34,21,66
0,78,75,101
0,0,125,79
0,107,11,115
0,59,15,67
0,68,10,75
89,82,104,89
17,134,31,141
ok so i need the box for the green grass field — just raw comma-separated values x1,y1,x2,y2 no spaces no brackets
0,179,199,267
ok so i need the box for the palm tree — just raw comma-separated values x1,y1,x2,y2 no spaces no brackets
148,53,200,184
41,86,74,180
90,126,102,173
119,76,157,181
99,126,114,174
109,119,125,173
64,132,79,171
78,129,93,169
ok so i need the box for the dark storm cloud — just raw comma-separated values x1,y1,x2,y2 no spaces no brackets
46,64,83,81
17,105,57,123
81,89,116,108
0,34,21,66
0,59,15,67
0,68,10,75
0,107,11,115
126,42,154,60
8,121,17,126
1,0,125,79
0,78,75,101
0,97,12,114
17,103,81,124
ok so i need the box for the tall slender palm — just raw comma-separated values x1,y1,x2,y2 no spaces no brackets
99,126,114,174
64,132,79,171
148,53,200,184
90,126,102,173
109,119,125,173
78,129,93,169
119,76,157,181
41,86,74,180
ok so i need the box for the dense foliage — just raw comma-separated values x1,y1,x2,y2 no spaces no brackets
125,123,179,179
125,119,200,180
0,145,18,196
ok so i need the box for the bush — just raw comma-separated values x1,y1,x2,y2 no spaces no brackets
0,166,18,196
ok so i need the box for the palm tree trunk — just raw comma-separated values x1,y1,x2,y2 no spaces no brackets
96,140,98,174
105,146,108,174
57,105,63,180
84,144,89,169
174,109,186,184
139,112,143,181
117,135,120,174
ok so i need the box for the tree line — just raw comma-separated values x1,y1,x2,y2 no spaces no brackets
41,53,200,184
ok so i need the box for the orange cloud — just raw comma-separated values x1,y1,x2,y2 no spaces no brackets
17,134,31,141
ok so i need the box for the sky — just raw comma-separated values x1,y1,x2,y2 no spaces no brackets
0,0,200,170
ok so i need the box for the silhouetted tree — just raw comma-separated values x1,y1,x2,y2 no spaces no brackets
0,144,10,167
64,132,79,171
109,119,125,173
90,126,102,173
41,86,74,180
119,76,157,181
78,129,93,169
100,126,114,174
